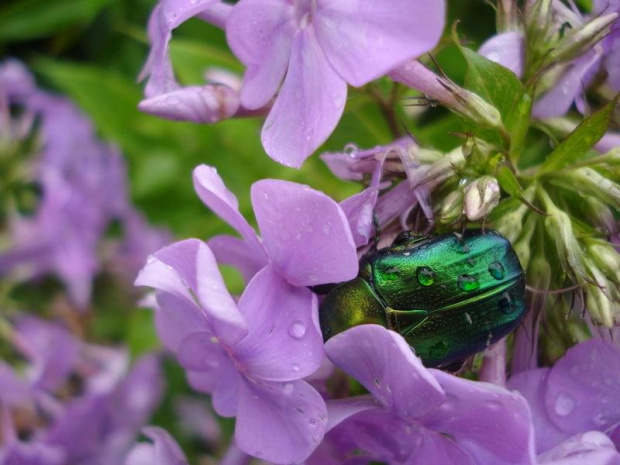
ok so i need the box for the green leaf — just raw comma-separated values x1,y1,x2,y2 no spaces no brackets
0,0,112,41
539,96,619,175
497,166,523,198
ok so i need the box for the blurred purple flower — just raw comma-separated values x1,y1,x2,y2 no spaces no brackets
321,325,537,464
136,239,327,463
226,0,446,167
125,427,189,465
478,31,525,77
595,0,620,90
508,339,620,459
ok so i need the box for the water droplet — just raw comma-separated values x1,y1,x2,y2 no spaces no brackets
488,261,505,280
282,383,294,394
417,266,436,286
344,143,359,157
289,321,306,339
374,378,381,387
293,363,301,372
309,418,318,427
594,412,607,426
464,313,473,324
322,223,332,235
165,95,180,105
458,275,479,292
555,393,575,416
263,192,270,200
210,336,219,344
146,255,156,264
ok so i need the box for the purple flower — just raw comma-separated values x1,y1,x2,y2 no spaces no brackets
321,325,536,464
136,239,327,463
226,0,446,167
125,427,189,465
478,31,525,77
508,340,620,457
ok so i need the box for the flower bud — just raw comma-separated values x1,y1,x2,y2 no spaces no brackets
564,168,620,211
496,203,529,243
587,242,620,284
584,260,615,327
410,147,466,189
497,0,521,32
439,190,464,224
549,14,618,64
584,197,616,235
544,206,586,282
463,177,501,221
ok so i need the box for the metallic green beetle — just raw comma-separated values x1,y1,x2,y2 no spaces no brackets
319,229,526,368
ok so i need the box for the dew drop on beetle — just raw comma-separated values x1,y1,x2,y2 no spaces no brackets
416,266,436,286
457,275,480,292
488,261,505,280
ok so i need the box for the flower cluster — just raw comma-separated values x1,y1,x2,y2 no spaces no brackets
0,60,170,308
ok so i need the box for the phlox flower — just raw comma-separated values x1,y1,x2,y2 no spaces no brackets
126,427,189,465
226,0,446,167
320,325,537,464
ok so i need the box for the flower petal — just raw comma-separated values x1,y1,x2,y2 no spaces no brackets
479,32,525,77
406,430,476,465
251,180,358,286
226,0,294,109
208,235,267,284
235,378,327,464
315,0,445,87
325,325,445,419
261,28,347,168
138,84,239,124
136,239,247,346
193,165,265,254
507,368,569,454
161,0,218,29
234,266,323,381
325,396,378,432
544,340,620,434
537,431,620,465
126,426,189,465
427,370,536,465
152,291,206,352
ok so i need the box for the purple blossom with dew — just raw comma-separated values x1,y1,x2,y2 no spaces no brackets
225,0,446,167
321,325,537,464
0,60,169,308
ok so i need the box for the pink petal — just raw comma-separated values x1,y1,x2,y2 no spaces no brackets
544,340,620,434
136,239,247,346
251,180,358,286
479,32,525,77
261,27,347,168
315,0,445,87
193,165,266,255
508,368,569,454
138,84,239,124
208,235,267,284
538,432,620,465
428,370,536,464
324,325,445,419
226,0,294,109
233,266,323,381
235,378,327,464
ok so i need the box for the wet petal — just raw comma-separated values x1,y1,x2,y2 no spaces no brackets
235,378,327,464
139,84,239,124
193,165,265,252
234,266,322,381
325,325,445,419
152,292,206,352
406,430,476,465
251,180,358,286
187,358,240,417
479,32,525,77
508,368,569,454
315,0,445,87
136,239,247,346
538,431,620,465
427,370,536,465
226,0,294,109
261,28,347,168
208,235,267,284
545,340,620,434
325,396,378,432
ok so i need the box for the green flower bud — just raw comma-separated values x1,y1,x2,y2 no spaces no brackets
584,260,615,327
463,176,501,221
584,197,616,235
587,241,620,285
413,147,466,189
549,14,618,64
564,168,620,211
439,190,464,224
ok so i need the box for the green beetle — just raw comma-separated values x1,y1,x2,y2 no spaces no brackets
319,229,526,368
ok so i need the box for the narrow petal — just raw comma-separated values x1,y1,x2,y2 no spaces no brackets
479,32,525,77
315,0,445,87
226,0,294,109
136,239,247,346
235,378,327,464
325,325,445,419
138,84,239,124
208,235,267,284
538,431,620,465
261,28,347,167
508,368,569,454
193,165,265,254
234,266,323,381
427,370,536,465
544,340,620,434
251,180,358,286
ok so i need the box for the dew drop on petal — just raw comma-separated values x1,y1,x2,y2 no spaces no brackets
146,255,156,264
282,383,294,394
165,95,181,105
555,393,575,416
293,363,301,372
289,321,306,339
309,418,318,428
